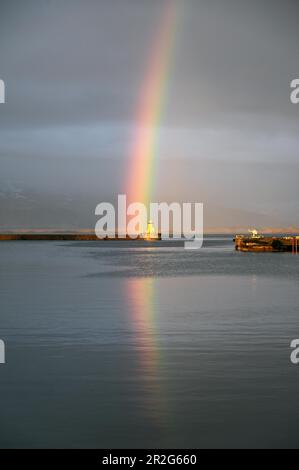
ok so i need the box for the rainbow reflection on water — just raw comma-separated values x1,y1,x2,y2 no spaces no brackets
125,276,170,428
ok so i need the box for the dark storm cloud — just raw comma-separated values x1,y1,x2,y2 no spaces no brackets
0,0,299,229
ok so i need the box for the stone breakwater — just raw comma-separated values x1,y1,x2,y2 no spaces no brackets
0,233,161,241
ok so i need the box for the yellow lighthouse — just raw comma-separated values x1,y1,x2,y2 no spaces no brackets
146,220,157,239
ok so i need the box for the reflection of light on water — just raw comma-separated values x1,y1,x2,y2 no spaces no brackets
126,277,168,427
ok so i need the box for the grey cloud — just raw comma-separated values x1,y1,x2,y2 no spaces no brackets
0,0,298,229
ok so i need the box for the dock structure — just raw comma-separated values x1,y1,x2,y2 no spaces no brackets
0,233,162,241
235,234,299,253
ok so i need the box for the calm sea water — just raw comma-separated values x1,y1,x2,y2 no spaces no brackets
1,236,299,448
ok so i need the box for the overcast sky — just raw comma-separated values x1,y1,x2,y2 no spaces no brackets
0,0,298,230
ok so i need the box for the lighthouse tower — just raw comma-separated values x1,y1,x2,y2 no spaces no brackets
146,220,157,239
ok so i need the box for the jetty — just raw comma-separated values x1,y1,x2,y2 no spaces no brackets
0,232,162,241
0,221,163,241
235,230,299,253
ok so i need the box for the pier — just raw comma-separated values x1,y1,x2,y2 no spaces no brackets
0,233,162,241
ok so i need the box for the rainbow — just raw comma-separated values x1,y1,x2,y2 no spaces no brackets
127,0,180,209
124,2,181,425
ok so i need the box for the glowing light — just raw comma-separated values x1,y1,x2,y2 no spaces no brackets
146,220,157,240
